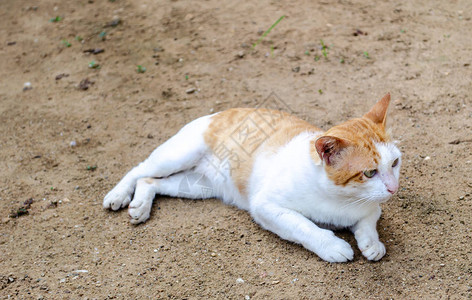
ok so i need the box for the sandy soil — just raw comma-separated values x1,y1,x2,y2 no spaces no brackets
1,0,471,298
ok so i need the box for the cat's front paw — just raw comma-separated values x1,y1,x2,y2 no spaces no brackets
103,186,133,211
359,240,386,261
317,238,354,263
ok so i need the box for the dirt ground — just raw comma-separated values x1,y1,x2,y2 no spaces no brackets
1,0,471,298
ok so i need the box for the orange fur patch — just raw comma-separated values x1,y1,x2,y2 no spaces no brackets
321,117,390,186
314,94,393,186
204,108,322,194
144,177,155,185
204,94,393,190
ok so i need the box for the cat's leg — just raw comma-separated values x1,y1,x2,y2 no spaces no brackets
103,115,212,210
127,177,158,224
128,171,216,224
250,201,354,263
351,206,385,261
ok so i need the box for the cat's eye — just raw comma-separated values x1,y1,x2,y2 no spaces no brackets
363,169,377,178
392,158,399,168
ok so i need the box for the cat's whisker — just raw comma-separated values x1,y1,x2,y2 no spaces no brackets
341,193,385,209
340,195,374,210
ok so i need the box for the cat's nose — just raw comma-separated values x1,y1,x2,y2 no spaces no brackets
381,173,398,195
386,182,398,194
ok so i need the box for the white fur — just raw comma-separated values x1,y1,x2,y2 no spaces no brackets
104,114,401,263
246,133,400,262
103,114,214,212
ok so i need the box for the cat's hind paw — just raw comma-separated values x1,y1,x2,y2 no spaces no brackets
360,240,386,261
128,197,152,224
317,238,354,263
103,187,133,211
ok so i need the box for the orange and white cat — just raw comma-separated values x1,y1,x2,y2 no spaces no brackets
103,94,401,263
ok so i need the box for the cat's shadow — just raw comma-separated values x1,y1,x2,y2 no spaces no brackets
148,195,374,263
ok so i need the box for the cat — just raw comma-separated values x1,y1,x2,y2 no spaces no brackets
103,93,401,263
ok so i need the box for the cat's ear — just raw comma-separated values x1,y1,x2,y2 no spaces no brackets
315,136,351,166
363,93,391,127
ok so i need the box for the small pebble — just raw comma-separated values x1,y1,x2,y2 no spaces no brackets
245,296,250,300
70,141,77,147
23,82,32,91
424,156,431,161
106,18,121,27
236,278,244,283
55,73,69,80
79,78,94,90
186,88,196,94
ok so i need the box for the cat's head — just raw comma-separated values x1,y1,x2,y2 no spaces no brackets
314,94,401,203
